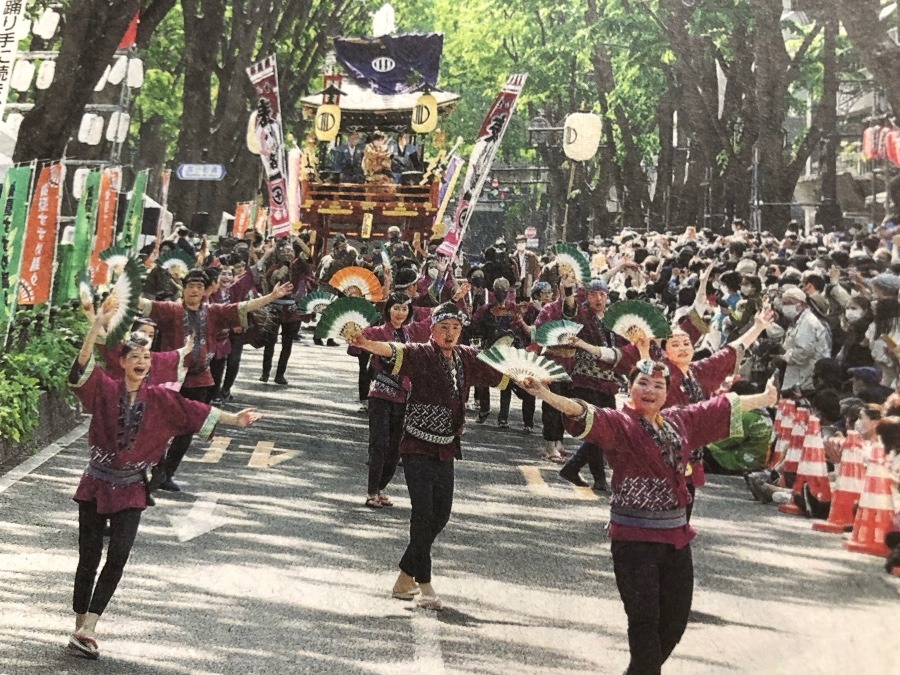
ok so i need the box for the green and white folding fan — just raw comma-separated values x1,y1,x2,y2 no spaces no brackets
554,243,591,286
157,249,195,277
99,245,134,277
315,296,381,342
603,300,672,341
78,272,95,310
102,257,144,345
477,344,571,383
298,290,337,315
329,266,384,301
533,319,583,347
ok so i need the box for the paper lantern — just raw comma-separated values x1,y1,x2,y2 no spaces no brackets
33,8,61,40
15,19,31,41
106,112,130,143
36,60,55,90
6,113,23,135
72,167,92,199
563,112,603,162
95,65,110,92
11,60,35,92
78,114,96,144
314,103,341,142
126,58,144,88
108,55,128,85
411,92,438,134
246,112,261,154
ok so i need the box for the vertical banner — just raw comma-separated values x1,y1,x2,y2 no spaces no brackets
254,207,269,236
287,146,302,225
156,168,171,241
90,167,122,285
18,163,64,306
118,170,148,253
0,1,27,118
246,55,291,238
0,165,35,330
69,170,101,294
233,202,251,238
437,74,527,259
433,155,464,234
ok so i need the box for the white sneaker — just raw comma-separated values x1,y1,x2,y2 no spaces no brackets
772,491,792,505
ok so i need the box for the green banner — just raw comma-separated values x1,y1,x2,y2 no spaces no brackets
52,242,74,305
118,170,148,253
70,170,101,285
0,165,35,331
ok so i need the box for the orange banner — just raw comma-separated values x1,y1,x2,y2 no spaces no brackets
18,163,64,306
254,207,269,236
233,202,251,238
89,168,121,285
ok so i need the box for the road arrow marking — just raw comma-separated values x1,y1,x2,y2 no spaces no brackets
247,440,298,468
168,494,229,542
189,436,231,463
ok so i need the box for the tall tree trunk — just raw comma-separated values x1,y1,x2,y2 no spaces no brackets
13,0,142,163
816,15,842,230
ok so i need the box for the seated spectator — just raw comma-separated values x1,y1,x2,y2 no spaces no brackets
849,366,893,404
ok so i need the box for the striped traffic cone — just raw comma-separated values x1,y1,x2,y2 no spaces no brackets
780,416,829,516
844,456,894,557
767,399,793,470
813,431,865,533
781,407,809,489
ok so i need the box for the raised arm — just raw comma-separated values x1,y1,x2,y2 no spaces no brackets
349,333,395,358
77,306,112,367
730,305,775,351
217,407,262,427
242,281,294,313
737,375,779,411
518,376,585,417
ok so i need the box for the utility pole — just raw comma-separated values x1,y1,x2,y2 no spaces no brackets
816,14,842,231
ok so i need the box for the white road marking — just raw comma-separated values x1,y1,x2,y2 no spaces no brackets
167,493,229,542
188,436,231,463
247,440,299,468
0,420,89,495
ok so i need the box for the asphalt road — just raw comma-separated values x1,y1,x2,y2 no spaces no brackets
0,336,896,674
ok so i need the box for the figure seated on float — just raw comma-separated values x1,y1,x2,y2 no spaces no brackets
363,131,394,185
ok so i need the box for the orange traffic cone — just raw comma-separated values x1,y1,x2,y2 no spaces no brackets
767,399,793,470
813,431,865,533
844,457,894,557
780,416,830,515
780,407,809,488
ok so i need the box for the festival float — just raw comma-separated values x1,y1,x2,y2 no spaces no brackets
297,27,461,257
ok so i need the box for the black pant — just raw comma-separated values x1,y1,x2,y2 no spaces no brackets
358,353,371,402
499,384,535,426
612,540,694,675
221,331,245,395
73,501,142,615
399,454,454,584
161,385,214,479
475,386,490,413
209,356,226,398
262,321,300,379
560,388,615,484
541,381,572,441
367,398,405,495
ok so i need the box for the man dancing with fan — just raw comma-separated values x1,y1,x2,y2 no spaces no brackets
520,364,779,675
349,302,509,610
138,269,293,492
66,305,263,661
536,277,628,488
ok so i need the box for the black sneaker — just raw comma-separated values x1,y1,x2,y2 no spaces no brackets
497,418,509,428
274,376,289,385
159,477,181,492
559,465,589,487
476,411,489,424
591,481,608,493
259,374,269,383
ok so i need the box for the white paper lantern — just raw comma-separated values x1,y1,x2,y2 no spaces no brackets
34,8,61,40
106,112,130,143
108,56,128,86
72,167,91,199
126,58,144,88
15,19,31,41
11,60,35,92
563,112,603,162
6,113,24,135
36,60,55,90
77,114,96,144
94,65,110,92
61,225,75,246
88,115,104,146
246,112,261,154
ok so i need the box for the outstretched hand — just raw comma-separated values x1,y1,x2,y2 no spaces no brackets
763,374,779,407
753,304,776,331
235,408,262,427
270,281,294,299
517,375,549,397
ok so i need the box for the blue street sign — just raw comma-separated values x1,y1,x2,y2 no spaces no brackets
176,163,227,181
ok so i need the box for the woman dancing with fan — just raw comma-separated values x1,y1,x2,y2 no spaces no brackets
520,363,779,675
350,302,509,610
361,294,432,508
66,306,263,661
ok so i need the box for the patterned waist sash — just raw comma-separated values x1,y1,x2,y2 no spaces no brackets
85,460,144,486
609,506,687,529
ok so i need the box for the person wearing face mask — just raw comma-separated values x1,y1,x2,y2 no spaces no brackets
836,297,875,376
865,273,900,390
510,234,541,301
728,275,764,338
777,287,831,397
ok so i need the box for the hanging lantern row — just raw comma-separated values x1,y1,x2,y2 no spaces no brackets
10,56,144,93
75,111,130,146
860,124,900,166
72,167,92,200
